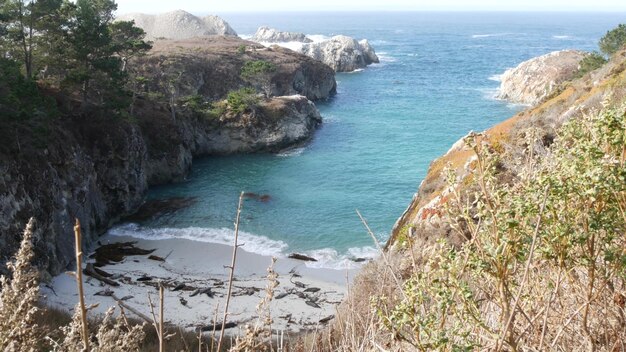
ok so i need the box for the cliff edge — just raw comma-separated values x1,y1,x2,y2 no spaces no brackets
496,50,588,105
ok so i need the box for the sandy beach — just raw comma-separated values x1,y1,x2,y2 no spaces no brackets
41,234,359,336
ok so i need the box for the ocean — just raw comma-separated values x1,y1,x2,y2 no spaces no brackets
110,12,626,269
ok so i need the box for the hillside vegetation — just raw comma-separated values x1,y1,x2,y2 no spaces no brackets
1,4,626,351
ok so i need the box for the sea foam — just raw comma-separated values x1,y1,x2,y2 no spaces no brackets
472,33,516,39
108,223,378,270
108,223,287,257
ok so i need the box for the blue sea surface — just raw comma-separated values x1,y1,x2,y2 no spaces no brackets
111,12,626,269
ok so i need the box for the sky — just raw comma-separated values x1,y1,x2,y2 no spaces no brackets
114,0,626,14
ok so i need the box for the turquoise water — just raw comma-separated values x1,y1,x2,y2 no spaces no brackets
111,12,626,269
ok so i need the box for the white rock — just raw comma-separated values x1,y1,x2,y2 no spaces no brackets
116,10,237,40
497,50,588,105
251,26,312,43
300,35,380,72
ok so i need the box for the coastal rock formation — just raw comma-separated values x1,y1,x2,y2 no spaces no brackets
191,95,322,155
0,37,332,277
389,50,626,249
115,10,237,40
496,50,588,105
251,26,312,43
137,36,336,101
300,35,380,72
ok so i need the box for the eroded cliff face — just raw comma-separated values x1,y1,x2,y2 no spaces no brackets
388,50,626,249
496,50,588,105
0,37,333,277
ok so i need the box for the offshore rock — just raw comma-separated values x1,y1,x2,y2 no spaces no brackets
116,10,237,40
251,26,312,43
300,35,379,72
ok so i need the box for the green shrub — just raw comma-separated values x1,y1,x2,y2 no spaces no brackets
240,60,276,97
180,94,210,114
379,105,626,350
599,23,626,56
574,52,607,79
207,88,260,118
240,60,276,79
226,87,259,114
0,58,57,120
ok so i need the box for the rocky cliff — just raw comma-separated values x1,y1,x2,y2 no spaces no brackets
496,50,588,105
138,36,336,101
251,26,312,43
0,37,334,277
300,35,380,72
116,10,237,40
388,49,626,249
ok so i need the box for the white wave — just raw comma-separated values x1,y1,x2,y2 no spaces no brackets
478,87,500,101
506,102,531,110
108,224,287,257
276,147,305,157
299,246,378,270
553,35,571,39
407,53,418,57
472,33,515,39
376,52,396,63
306,34,330,43
258,41,305,52
108,223,376,270
488,74,502,82
347,68,365,73
255,34,332,52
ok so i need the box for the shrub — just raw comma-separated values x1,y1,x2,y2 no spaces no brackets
0,218,41,350
240,60,276,97
378,105,626,350
226,87,259,114
599,23,626,56
180,94,211,114
0,58,57,120
574,52,607,79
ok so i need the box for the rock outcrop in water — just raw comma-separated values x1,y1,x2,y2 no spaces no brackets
496,50,588,105
115,10,237,40
251,26,312,43
248,30,380,73
0,36,334,277
300,35,379,72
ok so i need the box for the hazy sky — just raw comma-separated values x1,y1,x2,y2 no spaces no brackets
115,0,626,13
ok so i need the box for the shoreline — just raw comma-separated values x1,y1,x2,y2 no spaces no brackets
41,234,358,335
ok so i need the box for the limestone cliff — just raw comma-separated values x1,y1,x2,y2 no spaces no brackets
496,50,588,105
115,10,237,40
389,49,626,249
